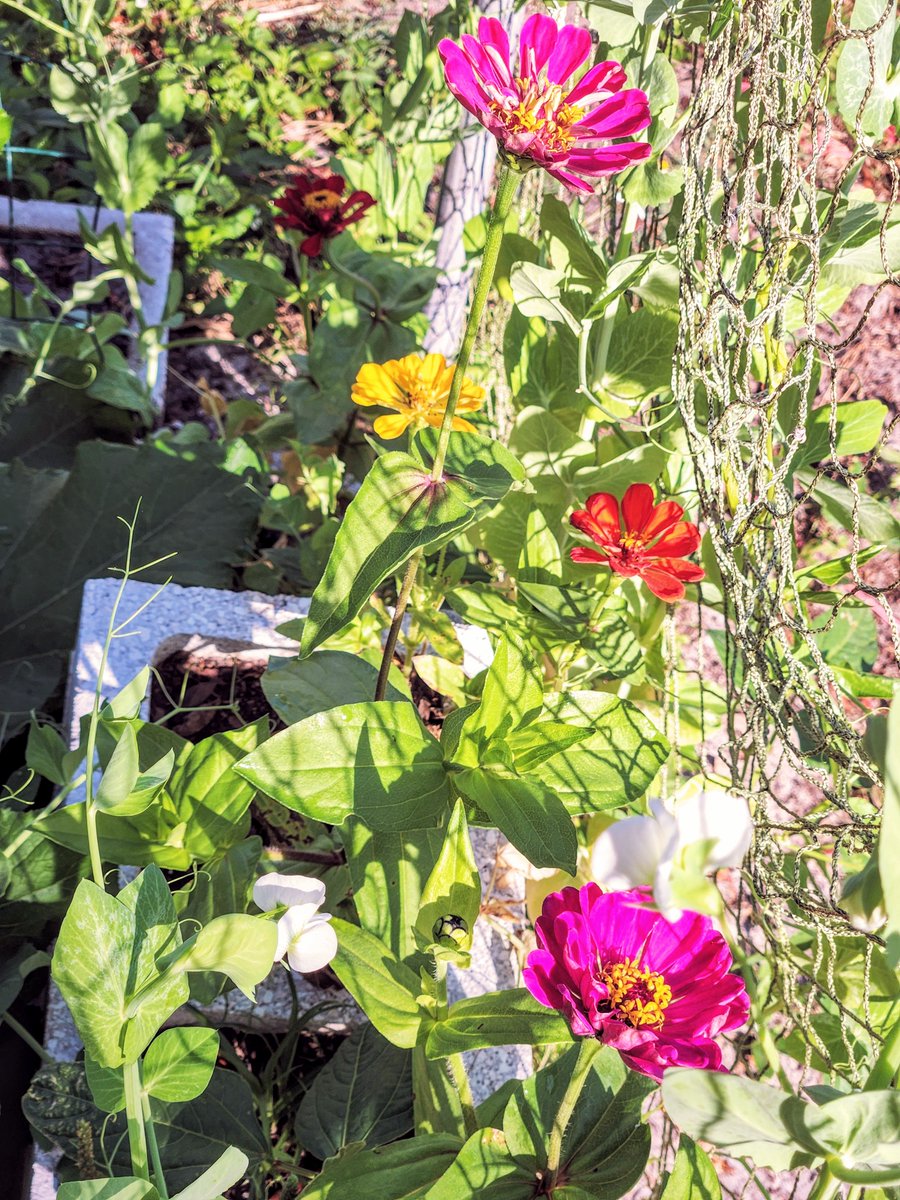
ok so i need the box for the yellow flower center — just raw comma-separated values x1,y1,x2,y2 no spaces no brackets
304,189,342,212
600,959,672,1028
620,532,646,550
489,79,585,153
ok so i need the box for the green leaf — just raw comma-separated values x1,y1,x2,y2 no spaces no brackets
880,684,900,966
84,1056,126,1114
35,801,193,871
659,1137,722,1200
456,768,577,874
26,721,71,786
836,0,898,138
235,702,450,832
785,1089,900,1166
96,728,174,816
798,399,888,467
425,989,575,1059
173,914,277,1002
0,943,50,1017
458,630,544,749
128,122,169,211
58,1182,160,1200
261,651,407,724
143,1027,219,1102
211,255,290,296
540,195,606,285
416,799,482,956
53,871,188,1067
509,262,581,332
330,917,433,1049
502,1043,652,1195
0,442,260,732
169,1147,250,1200
595,309,678,405
342,822,443,962
661,1070,815,1172
168,722,266,859
295,1022,412,1159
299,1135,462,1200
424,1126,533,1200
799,470,900,547
302,437,521,655
527,694,669,815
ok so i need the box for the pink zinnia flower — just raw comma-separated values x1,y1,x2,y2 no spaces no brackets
523,884,749,1081
438,15,651,193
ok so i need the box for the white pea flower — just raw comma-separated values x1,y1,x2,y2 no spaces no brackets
590,780,753,920
253,872,337,974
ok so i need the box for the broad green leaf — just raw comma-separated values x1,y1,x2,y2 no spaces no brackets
84,1056,126,1113
94,722,140,812
299,1135,462,1200
35,801,193,871
416,799,482,956
424,1127,533,1200
798,399,888,468
595,309,678,406
0,442,260,733
261,651,407,724
26,721,72,786
173,914,277,1002
508,406,591,476
0,943,49,1017
785,1089,900,1165
459,630,543,748
659,1137,722,1200
881,685,900,966
412,655,468,707
235,702,450,832
425,989,575,1059
456,768,577,874
342,822,443,962
58,1182,159,1200
143,1027,219,1102
509,262,581,332
301,437,522,654
505,722,596,773
53,872,188,1067
168,722,266,860
836,0,898,137
502,1043,652,1194
527,695,669,814
169,1147,250,1200
662,1069,815,1172
799,470,900,547
0,810,86,940
539,195,606,284
295,1022,412,1159
330,917,433,1049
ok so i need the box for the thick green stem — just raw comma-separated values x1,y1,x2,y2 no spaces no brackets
142,1088,169,1198
374,551,421,702
124,1061,150,1180
545,1040,598,1187
430,162,520,482
2,1013,52,1063
447,1052,478,1137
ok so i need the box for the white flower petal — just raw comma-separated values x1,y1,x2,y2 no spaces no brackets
672,788,753,869
286,915,338,974
590,812,671,891
253,871,326,913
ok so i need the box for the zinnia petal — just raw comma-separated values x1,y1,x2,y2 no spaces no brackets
546,24,592,85
518,13,558,79
638,565,688,602
373,412,412,439
570,546,608,565
566,60,628,105
620,483,657,537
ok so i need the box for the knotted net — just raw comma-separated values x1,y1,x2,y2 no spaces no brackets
673,0,899,1081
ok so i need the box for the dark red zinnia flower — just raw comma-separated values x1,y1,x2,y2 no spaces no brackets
569,482,704,602
273,172,376,257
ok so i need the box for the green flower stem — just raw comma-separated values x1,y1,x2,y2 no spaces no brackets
373,163,520,701
447,1052,478,1138
292,242,315,351
142,1087,169,1199
864,1012,900,1091
124,1060,150,1181
1,1013,52,1063
545,1039,598,1187
429,162,520,482
374,551,421,702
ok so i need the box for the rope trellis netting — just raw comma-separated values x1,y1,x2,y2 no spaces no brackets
674,0,900,1079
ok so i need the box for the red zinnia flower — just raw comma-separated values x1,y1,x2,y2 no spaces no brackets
438,14,651,194
569,483,704,602
274,172,376,257
523,884,750,1081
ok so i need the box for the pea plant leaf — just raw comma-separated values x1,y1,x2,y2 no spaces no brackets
659,1137,722,1200
301,434,524,655
235,701,450,832
298,1135,463,1200
142,1027,219,1103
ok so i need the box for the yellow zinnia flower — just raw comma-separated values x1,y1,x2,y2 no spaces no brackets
351,352,484,440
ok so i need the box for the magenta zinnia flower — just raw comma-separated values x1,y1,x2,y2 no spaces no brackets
438,15,651,193
523,884,749,1081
